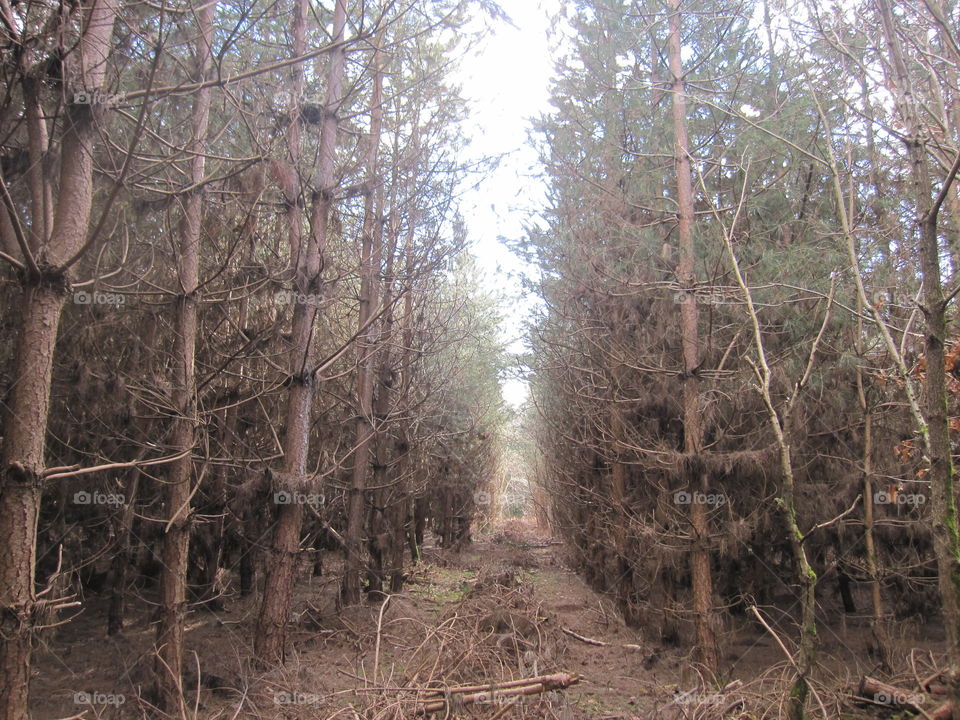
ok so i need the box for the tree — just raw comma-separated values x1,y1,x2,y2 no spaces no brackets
667,0,719,669
0,2,120,716
874,0,960,673
342,35,385,605
255,0,349,663
154,2,216,710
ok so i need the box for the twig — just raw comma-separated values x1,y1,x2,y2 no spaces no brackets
373,595,391,683
560,626,608,646
802,494,861,543
749,606,830,719
749,607,799,674
42,449,191,480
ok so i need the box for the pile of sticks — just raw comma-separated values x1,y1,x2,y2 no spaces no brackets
416,672,580,715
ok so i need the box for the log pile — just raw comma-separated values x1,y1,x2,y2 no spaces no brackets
416,672,581,714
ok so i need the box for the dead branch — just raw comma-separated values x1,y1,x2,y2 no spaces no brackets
560,626,608,646
415,672,580,715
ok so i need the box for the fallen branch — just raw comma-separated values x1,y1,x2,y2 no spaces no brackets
416,672,580,714
855,676,929,715
561,626,608,646
560,626,644,653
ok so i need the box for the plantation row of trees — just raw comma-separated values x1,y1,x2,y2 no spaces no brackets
525,0,960,716
0,0,506,717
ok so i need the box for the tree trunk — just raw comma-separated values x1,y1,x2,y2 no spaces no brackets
255,0,348,662
666,0,718,672
108,468,140,636
845,92,893,668
876,0,960,675
859,376,891,669
343,37,385,605
391,222,418,588
154,3,215,710
0,286,62,720
0,1,117,716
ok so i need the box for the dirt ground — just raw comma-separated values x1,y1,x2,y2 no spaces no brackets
30,517,949,719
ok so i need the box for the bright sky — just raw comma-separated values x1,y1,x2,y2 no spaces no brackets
456,1,559,409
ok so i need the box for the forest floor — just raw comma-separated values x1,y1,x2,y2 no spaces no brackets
31,517,947,719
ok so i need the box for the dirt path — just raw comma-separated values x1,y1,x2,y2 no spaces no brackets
31,519,679,719
404,520,663,718
31,517,929,719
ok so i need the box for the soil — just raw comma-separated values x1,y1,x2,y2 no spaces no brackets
29,517,948,719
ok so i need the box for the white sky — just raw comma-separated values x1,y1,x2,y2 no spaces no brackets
455,1,559,409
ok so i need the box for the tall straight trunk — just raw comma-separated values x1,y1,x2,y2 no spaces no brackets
365,217,400,596
108,311,158,635
194,395,238,608
666,0,718,671
0,2,117,717
861,411,891,669
195,296,249,606
343,41,385,604
155,2,215,710
876,0,960,672
852,134,891,669
390,223,417,590
255,0,348,661
0,287,63,720
108,468,140,636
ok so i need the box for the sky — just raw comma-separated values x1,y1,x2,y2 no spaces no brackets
454,1,560,409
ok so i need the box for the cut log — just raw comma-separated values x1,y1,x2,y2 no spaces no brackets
417,672,580,714
856,676,927,713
